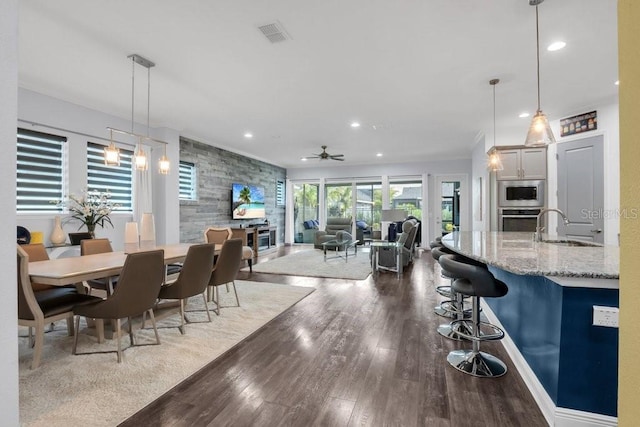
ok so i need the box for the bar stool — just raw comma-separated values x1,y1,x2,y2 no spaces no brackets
439,255,509,378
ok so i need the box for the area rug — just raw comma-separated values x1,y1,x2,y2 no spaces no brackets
245,248,372,280
18,281,314,427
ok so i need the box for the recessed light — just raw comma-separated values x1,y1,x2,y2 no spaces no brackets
615,80,620,86
301,157,307,161
519,112,530,118
244,132,253,139
376,153,383,157
547,41,566,51
350,122,361,128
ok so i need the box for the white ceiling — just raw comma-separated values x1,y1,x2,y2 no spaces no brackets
18,0,618,169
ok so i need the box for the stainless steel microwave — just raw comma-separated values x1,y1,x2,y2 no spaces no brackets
498,180,545,207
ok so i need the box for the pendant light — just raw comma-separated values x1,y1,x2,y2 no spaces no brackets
158,145,170,175
104,129,120,166
107,54,170,174
487,79,504,172
525,0,555,146
134,137,148,171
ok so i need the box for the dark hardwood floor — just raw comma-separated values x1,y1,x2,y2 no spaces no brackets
120,245,547,426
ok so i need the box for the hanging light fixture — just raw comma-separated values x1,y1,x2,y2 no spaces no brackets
107,54,170,174
488,79,503,172
104,129,120,166
525,0,555,146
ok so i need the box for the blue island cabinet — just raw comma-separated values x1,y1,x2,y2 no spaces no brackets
486,267,619,418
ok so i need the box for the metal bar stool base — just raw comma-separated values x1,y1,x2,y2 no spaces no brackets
437,322,473,341
434,305,457,319
447,349,507,378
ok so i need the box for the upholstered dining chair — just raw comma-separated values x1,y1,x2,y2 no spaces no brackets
72,250,165,363
204,226,254,272
17,245,102,369
207,238,243,315
157,243,216,334
80,238,117,295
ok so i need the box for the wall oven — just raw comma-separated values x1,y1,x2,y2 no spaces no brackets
498,208,542,232
498,180,545,207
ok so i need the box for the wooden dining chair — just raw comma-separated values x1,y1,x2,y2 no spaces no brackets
72,250,166,363
81,238,117,295
157,243,216,334
17,245,102,369
207,238,243,315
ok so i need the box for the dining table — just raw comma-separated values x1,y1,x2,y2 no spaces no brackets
28,243,194,286
27,243,195,341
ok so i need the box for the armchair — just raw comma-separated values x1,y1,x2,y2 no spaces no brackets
314,217,353,249
377,218,419,269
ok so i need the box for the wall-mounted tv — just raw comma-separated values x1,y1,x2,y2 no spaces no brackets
232,183,266,219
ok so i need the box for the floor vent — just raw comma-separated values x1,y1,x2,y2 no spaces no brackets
258,21,290,43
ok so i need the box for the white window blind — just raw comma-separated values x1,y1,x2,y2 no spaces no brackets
179,161,197,200
87,141,133,211
276,179,285,206
17,128,65,212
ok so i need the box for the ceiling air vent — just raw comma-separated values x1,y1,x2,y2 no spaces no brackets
258,21,290,43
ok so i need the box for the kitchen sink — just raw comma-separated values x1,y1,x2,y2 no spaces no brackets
542,239,602,247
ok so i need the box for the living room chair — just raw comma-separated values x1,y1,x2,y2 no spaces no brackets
81,238,118,295
314,217,353,249
207,238,243,315
376,219,419,270
17,245,101,369
157,243,216,334
72,250,166,363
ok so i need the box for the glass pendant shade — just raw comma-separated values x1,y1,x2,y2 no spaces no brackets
134,144,148,171
158,154,170,175
104,142,120,166
488,151,504,171
525,109,555,146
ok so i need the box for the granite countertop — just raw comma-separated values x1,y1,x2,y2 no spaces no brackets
440,231,619,279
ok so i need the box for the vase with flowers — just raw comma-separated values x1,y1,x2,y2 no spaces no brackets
59,189,119,238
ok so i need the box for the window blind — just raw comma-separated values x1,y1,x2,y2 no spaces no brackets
87,142,133,211
17,128,65,212
179,161,197,200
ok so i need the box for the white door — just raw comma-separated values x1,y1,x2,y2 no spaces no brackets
432,175,468,240
557,135,604,243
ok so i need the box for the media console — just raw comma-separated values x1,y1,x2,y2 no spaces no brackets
231,225,277,256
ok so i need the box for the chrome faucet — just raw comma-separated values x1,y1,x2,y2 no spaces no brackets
534,208,570,242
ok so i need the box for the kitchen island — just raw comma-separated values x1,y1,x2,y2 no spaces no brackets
441,231,619,426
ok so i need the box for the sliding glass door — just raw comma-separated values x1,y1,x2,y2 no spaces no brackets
356,182,382,238
293,183,319,243
325,184,352,218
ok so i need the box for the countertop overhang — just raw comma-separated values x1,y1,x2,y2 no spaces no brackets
440,231,619,280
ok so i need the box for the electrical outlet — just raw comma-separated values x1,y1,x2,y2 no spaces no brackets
593,306,619,328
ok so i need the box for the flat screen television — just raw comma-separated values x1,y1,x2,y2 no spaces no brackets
231,183,266,219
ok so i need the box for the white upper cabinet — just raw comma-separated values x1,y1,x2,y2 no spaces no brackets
496,147,547,180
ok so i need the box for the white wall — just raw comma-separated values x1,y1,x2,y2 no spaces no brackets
17,89,181,249
1,0,20,423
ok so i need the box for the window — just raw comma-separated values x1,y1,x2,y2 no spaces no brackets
179,161,197,200
389,180,422,220
17,128,65,212
325,184,352,218
87,141,133,211
276,180,285,206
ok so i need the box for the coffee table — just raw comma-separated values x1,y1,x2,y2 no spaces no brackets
322,239,359,262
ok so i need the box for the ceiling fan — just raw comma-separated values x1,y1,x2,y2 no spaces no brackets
305,145,344,161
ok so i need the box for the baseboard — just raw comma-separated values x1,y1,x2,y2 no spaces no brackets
480,300,618,427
